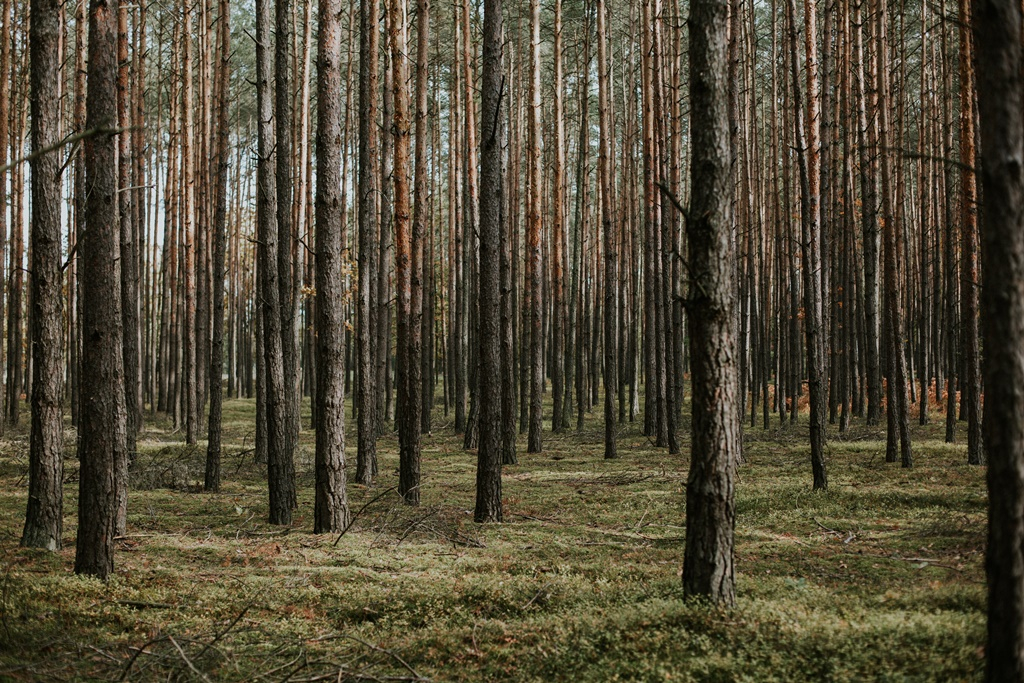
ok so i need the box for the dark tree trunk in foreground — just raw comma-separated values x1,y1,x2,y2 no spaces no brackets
356,0,379,486
205,0,230,493
313,0,351,532
475,0,504,522
22,0,64,551
76,0,128,579
975,0,1024,675
682,0,738,604
256,0,294,525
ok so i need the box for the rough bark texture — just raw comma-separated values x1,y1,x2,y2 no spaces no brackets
76,0,128,579
313,0,351,533
356,0,379,485
475,0,504,523
256,0,294,525
975,0,1024,675
23,0,64,551
182,0,198,445
276,0,299,481
205,0,230,493
392,0,421,505
118,2,140,457
682,0,738,604
526,0,544,454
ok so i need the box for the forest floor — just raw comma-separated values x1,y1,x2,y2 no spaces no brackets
0,394,985,682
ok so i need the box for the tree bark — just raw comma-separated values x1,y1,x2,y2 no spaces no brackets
257,0,295,525
22,0,64,551
205,0,230,493
974,0,1024,675
682,0,738,604
597,0,616,460
476,0,504,522
313,0,351,532
356,0,379,485
526,0,543,454
959,0,983,465
118,2,140,457
392,0,421,505
76,0,127,579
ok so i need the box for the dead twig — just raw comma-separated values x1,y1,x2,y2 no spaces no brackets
333,487,399,547
341,635,428,682
168,636,212,683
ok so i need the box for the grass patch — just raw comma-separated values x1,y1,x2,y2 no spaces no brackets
0,396,986,681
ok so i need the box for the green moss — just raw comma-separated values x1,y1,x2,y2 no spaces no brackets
0,395,986,681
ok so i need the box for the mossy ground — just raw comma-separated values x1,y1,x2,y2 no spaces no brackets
0,394,985,681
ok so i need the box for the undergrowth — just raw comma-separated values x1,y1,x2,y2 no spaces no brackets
0,395,986,681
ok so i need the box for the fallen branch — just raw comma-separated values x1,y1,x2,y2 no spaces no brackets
333,487,399,546
341,635,429,682
168,636,212,683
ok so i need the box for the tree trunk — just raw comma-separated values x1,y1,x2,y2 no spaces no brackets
356,0,379,485
476,0,504,522
974,0,1024,675
959,0,983,465
118,2,139,457
205,0,230,493
526,0,543,454
597,0,616,460
313,0,351,532
392,0,421,505
682,0,738,604
257,0,295,525
787,0,827,489
22,0,64,551
550,0,566,434
76,0,128,579
276,0,299,484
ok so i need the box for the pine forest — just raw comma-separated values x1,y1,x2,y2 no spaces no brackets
1,0,1023,678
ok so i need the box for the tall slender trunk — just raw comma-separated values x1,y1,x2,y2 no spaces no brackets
596,0,616,460
205,0,230,493
23,0,64,551
356,0,379,484
257,0,295,525
392,0,421,504
76,0,127,579
959,0,983,465
476,0,504,521
313,0,351,532
118,2,139,456
787,0,827,489
526,0,543,454
276,0,299,497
